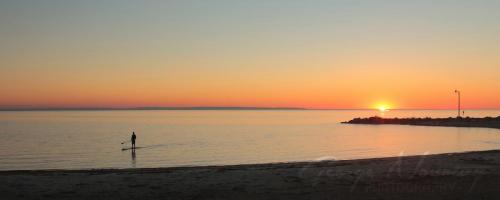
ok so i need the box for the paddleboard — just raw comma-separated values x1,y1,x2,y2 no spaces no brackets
121,147,143,151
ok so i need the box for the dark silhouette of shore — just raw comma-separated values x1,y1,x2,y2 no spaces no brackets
343,116,500,129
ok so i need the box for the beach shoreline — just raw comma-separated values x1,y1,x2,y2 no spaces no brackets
2,149,500,200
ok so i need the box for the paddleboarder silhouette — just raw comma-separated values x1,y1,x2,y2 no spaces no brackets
131,132,137,149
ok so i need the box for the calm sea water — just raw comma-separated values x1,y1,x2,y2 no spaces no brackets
1,110,499,170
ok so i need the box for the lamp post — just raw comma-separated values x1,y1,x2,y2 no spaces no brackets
454,90,460,118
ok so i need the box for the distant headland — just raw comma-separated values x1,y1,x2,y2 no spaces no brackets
0,106,307,111
343,116,500,129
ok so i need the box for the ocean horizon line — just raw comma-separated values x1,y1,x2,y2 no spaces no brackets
0,107,499,111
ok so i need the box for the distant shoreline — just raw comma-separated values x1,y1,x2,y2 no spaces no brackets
0,107,308,111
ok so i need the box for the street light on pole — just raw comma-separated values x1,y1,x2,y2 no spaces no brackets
454,90,461,118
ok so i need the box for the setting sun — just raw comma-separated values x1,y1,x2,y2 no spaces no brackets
377,105,390,112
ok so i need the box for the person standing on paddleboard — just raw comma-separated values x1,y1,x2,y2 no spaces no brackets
131,132,137,149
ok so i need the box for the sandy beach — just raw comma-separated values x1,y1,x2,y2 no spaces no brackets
2,150,500,200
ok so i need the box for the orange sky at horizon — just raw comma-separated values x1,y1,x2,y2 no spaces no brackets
1,1,499,109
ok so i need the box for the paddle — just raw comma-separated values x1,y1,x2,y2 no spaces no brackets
121,140,131,144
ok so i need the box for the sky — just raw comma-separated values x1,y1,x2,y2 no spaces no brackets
0,0,499,109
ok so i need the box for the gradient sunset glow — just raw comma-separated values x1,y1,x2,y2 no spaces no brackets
1,1,499,109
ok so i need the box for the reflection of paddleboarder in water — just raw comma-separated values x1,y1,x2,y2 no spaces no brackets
131,132,137,149
131,148,136,167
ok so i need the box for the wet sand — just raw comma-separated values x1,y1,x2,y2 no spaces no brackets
2,150,500,200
